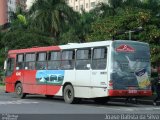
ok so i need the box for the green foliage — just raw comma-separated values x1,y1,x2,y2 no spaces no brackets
59,11,95,43
17,14,27,25
84,0,160,63
1,30,53,50
108,0,123,9
9,7,28,30
28,0,77,42
1,0,160,66
59,28,79,44
86,8,150,41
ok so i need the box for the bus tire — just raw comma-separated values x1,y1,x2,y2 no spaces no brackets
15,83,26,99
63,85,77,104
94,97,109,104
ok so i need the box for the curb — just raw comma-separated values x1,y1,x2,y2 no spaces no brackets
110,97,157,105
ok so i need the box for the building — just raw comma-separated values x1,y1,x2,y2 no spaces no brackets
0,0,8,26
26,0,35,9
16,0,27,11
8,0,27,22
67,0,109,12
0,0,27,26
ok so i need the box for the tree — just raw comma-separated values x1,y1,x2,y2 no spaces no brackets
9,7,28,30
1,30,53,50
108,0,123,9
90,3,114,18
108,0,123,15
28,0,77,44
142,0,160,16
86,5,160,63
123,0,142,8
59,10,96,44
0,29,6,68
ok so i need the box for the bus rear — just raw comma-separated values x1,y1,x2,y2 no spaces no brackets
109,40,152,97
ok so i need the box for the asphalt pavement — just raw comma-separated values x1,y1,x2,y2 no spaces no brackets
0,85,157,105
0,86,160,120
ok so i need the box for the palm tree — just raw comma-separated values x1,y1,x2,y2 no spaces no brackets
28,0,77,43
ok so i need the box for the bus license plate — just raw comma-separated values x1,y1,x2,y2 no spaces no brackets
128,90,137,94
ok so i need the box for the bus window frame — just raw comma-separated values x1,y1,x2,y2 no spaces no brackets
25,52,36,70
16,53,24,70
61,49,75,70
48,50,61,70
75,48,91,70
36,52,47,70
91,46,107,70
5,58,15,76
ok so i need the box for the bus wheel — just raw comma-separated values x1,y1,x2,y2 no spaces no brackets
63,85,77,104
15,83,26,99
94,97,109,104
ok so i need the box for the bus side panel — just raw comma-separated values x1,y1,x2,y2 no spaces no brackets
74,86,109,98
5,83,15,92
32,84,46,95
46,85,62,95
23,70,38,94
55,70,75,96
5,73,16,92
74,86,91,98
22,69,63,95
90,88,109,98
5,71,24,93
35,70,66,96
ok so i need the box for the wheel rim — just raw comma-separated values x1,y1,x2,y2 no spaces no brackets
67,89,72,99
17,86,22,95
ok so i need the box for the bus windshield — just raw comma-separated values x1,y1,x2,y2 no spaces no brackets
111,42,151,90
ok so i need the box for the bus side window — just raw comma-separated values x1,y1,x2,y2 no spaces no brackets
48,51,61,70
36,52,47,70
25,53,35,70
61,50,75,70
92,47,107,70
76,49,91,70
16,54,24,70
5,58,15,76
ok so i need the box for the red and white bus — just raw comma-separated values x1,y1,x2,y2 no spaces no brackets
4,40,152,104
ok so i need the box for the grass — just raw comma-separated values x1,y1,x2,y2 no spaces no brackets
0,83,4,86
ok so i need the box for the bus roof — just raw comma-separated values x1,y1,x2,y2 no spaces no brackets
8,40,148,54
8,46,60,54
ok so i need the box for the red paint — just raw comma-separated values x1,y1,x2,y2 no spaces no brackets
8,46,60,54
116,44,135,52
5,46,62,96
108,90,152,97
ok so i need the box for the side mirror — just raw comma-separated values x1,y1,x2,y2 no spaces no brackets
4,60,7,70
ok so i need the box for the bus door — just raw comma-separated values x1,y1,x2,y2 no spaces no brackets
5,54,16,92
23,53,46,94
75,48,91,97
91,47,108,97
